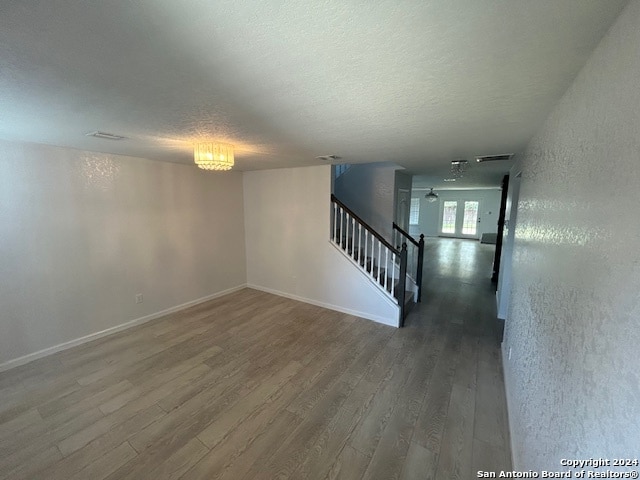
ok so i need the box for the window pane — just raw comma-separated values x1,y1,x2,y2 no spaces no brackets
410,198,420,225
462,201,479,235
442,201,457,233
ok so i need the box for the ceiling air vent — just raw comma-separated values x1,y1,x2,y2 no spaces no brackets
475,154,513,163
316,155,342,161
85,131,126,140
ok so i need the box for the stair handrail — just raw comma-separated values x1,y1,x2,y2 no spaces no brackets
331,194,409,321
392,222,425,303
332,195,399,255
392,222,419,247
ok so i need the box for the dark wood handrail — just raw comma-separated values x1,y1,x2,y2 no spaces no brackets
393,222,425,304
392,222,420,247
331,194,399,254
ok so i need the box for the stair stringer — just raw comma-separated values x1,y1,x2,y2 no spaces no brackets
328,240,401,327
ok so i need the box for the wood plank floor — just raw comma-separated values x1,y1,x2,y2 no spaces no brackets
0,238,511,479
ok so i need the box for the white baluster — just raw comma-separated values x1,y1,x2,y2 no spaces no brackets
346,213,350,252
338,207,342,247
364,230,368,272
351,216,355,259
377,239,382,283
391,253,396,297
372,239,377,281
331,203,338,242
372,239,376,280
341,208,345,248
384,248,389,290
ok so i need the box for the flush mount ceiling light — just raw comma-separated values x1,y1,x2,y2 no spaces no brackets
450,159,468,178
425,187,439,203
194,142,234,171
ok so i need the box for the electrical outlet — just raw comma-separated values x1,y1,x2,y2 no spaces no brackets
135,294,143,304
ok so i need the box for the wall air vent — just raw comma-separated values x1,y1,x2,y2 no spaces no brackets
475,154,513,163
85,131,126,140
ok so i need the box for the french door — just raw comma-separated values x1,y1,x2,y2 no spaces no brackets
441,200,480,238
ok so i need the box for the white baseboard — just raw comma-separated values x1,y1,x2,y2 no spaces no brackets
501,341,518,469
0,284,247,373
247,284,399,328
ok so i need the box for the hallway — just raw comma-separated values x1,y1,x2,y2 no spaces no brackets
403,237,512,477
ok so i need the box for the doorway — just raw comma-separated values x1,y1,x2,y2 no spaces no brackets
396,188,410,232
440,200,481,239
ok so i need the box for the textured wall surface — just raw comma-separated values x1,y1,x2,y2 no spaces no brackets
0,139,247,366
503,0,640,469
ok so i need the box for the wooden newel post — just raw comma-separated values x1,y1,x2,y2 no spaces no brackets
417,234,425,302
399,243,408,327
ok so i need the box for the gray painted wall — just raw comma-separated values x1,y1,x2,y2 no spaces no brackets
503,0,640,469
394,170,413,231
410,188,502,239
0,139,247,367
244,165,400,327
334,163,398,240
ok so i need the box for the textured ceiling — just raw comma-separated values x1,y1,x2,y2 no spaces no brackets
0,0,629,186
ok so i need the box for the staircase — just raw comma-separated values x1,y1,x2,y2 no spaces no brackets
330,194,424,326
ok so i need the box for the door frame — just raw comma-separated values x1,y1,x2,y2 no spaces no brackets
497,171,522,320
395,188,411,232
